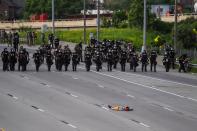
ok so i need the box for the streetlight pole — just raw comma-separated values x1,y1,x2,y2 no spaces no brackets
174,0,177,51
97,0,100,42
52,0,55,34
84,0,87,45
142,0,147,52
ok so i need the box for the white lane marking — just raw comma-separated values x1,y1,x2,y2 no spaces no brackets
68,124,77,129
13,96,18,100
38,109,45,112
90,70,197,102
116,71,197,88
72,77,79,80
102,106,110,111
164,107,174,112
45,84,51,88
70,94,78,98
139,123,150,128
187,97,197,102
24,76,30,80
7,94,18,100
98,84,105,88
127,94,135,98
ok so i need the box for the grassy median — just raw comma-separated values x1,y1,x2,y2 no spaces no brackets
19,27,171,49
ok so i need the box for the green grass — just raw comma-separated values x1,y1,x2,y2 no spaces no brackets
19,27,171,49
56,28,171,49
192,59,197,64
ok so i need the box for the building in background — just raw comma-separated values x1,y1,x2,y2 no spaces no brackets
150,0,195,16
0,0,25,20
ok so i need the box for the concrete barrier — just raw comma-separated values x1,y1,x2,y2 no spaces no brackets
0,19,97,30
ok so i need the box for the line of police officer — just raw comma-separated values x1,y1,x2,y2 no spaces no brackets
1,43,158,73
1,46,29,71
84,40,158,72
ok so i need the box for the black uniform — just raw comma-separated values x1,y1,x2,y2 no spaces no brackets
48,34,54,47
46,50,54,71
128,49,134,70
120,50,127,72
106,50,113,72
84,51,92,72
93,50,102,72
63,48,71,71
13,32,19,52
33,51,42,72
55,49,63,71
9,49,17,71
141,51,148,72
112,46,119,69
169,49,176,69
1,48,9,71
150,50,157,72
54,37,60,49
178,55,186,73
163,52,170,72
132,53,139,72
74,43,83,63
18,49,29,71
72,52,79,71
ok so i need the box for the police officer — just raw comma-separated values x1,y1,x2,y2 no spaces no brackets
18,47,29,71
93,49,102,72
133,53,139,72
106,49,113,72
85,45,93,55
74,43,83,63
55,49,63,71
54,37,60,49
33,50,42,72
178,54,186,73
48,33,54,48
150,50,157,72
169,48,176,69
112,45,119,69
63,46,71,71
84,50,92,72
141,50,149,72
9,48,17,71
163,52,170,72
13,32,19,52
1,48,10,71
72,52,79,72
120,50,127,72
128,48,135,70
46,50,54,71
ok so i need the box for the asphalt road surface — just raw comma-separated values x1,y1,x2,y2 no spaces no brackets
0,45,197,131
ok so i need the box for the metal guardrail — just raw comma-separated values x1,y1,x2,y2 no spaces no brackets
0,18,95,23
192,64,197,67
162,13,197,17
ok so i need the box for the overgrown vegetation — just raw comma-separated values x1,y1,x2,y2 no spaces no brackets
19,28,171,50
177,17,197,49
24,0,83,19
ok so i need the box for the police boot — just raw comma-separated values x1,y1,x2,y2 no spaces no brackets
145,65,147,72
142,65,144,72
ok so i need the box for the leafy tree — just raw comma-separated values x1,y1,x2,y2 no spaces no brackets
23,0,83,19
128,0,156,28
177,17,197,49
128,0,144,28
112,10,128,28
103,0,132,11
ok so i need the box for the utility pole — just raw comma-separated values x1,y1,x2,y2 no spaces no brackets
84,0,87,45
174,0,178,51
142,0,147,52
52,0,55,34
97,0,100,42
